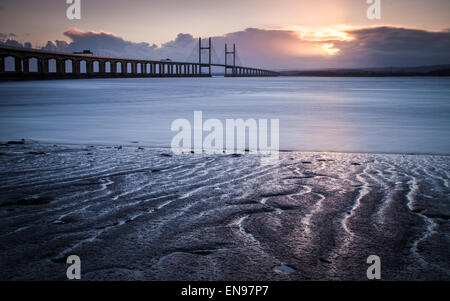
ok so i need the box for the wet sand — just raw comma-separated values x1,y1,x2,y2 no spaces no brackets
0,142,449,280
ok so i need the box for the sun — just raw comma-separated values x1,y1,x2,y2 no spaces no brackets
321,43,340,55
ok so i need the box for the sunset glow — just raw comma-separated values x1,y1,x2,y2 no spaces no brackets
321,43,340,55
290,26,354,42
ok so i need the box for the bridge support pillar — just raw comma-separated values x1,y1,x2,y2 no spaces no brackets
56,59,64,73
99,61,106,74
86,61,93,74
23,58,29,74
110,62,116,74
0,56,4,73
73,60,80,74
37,59,43,73
14,57,22,73
43,59,49,73
122,62,127,74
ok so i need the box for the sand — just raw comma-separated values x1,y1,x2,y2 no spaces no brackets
0,142,449,280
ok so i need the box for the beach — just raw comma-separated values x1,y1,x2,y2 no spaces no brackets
1,142,449,280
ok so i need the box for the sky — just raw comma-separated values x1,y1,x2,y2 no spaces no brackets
1,0,450,69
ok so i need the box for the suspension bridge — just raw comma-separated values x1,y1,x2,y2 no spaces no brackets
0,38,279,81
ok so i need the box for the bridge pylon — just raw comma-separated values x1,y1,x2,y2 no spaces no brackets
224,44,236,77
198,37,212,76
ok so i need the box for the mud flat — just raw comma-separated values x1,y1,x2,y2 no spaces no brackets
0,142,449,280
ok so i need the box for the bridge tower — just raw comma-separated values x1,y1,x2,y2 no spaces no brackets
199,37,211,76
224,43,236,76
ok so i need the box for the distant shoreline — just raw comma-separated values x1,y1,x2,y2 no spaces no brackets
279,69,450,77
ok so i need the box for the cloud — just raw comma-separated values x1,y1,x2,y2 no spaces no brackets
2,26,450,69
0,32,16,40
0,39,23,48
210,26,450,69
42,40,70,52
53,28,158,59
330,27,450,68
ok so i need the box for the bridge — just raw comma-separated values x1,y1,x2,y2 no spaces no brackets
0,38,279,81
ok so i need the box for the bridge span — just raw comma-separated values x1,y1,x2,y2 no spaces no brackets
0,38,279,81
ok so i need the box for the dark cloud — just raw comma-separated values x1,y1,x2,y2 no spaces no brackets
331,27,450,68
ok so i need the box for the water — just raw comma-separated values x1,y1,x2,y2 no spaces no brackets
0,77,449,154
